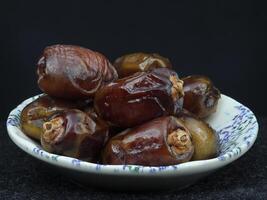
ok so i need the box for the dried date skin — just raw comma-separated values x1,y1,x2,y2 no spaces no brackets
84,105,125,137
94,68,184,128
179,115,218,160
83,106,110,141
20,95,90,141
114,52,172,78
182,75,221,118
175,108,198,119
102,116,194,166
41,109,109,162
37,44,118,99
84,105,126,137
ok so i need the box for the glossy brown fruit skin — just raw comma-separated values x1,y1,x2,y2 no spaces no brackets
114,52,172,78
83,106,125,137
83,106,110,136
94,68,184,128
179,115,218,160
41,109,109,162
37,44,118,100
182,75,221,118
102,116,194,166
175,108,198,119
20,95,90,141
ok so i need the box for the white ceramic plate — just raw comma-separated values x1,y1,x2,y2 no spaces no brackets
7,94,258,190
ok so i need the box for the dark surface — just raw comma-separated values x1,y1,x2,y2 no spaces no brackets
1,117,266,200
1,0,267,120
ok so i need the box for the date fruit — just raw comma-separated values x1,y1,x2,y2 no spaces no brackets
114,52,172,78
20,95,89,141
37,44,118,99
182,75,221,118
41,109,109,161
94,68,184,128
180,115,218,160
102,116,194,166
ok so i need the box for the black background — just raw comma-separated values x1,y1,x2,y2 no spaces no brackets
1,0,266,120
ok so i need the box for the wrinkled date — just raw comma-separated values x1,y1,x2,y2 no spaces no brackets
179,115,218,160
114,52,172,78
41,109,109,161
182,75,221,118
83,106,110,132
84,107,126,137
102,116,194,166
94,68,184,128
37,44,118,99
20,95,90,141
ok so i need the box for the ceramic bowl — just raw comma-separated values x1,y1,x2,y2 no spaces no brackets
7,94,258,190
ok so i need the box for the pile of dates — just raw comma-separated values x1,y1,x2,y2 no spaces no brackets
21,44,221,166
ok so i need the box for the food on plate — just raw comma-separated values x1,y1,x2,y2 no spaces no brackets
94,68,184,128
37,44,118,100
84,107,126,137
102,116,194,166
182,75,221,118
180,115,218,160
20,45,223,166
20,95,90,140
114,52,172,78
41,109,109,162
